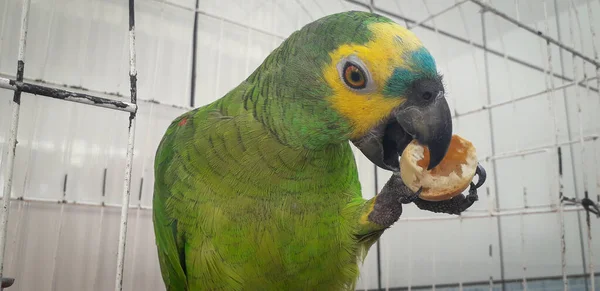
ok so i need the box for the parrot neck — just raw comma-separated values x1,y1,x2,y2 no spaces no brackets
201,96,361,199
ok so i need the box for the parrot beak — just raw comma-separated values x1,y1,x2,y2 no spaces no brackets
351,78,452,172
394,92,452,170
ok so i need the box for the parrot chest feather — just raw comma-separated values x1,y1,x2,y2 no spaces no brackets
155,103,366,290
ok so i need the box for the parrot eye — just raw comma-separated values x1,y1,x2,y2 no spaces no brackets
336,56,374,92
342,62,367,89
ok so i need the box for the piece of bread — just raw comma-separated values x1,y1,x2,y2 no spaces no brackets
399,135,478,202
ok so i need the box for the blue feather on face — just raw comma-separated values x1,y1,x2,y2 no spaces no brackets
383,47,438,98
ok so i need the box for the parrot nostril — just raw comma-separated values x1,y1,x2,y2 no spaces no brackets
422,91,433,101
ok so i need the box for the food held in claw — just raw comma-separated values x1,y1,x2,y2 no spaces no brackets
400,135,478,202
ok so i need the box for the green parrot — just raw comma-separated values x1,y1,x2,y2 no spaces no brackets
153,11,486,291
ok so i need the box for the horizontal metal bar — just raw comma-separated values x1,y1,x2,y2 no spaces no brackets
0,76,137,113
10,196,584,222
345,0,599,94
483,135,599,161
12,197,152,210
454,76,599,118
400,205,584,222
470,0,600,67
0,73,192,111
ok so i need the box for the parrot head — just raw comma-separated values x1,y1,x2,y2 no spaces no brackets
247,11,452,171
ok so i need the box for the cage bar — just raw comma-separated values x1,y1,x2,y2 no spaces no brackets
0,77,137,113
398,205,585,222
0,0,31,289
583,1,599,289
565,2,595,289
0,73,190,111
480,8,508,291
483,135,599,162
454,76,598,119
113,0,139,290
539,1,569,289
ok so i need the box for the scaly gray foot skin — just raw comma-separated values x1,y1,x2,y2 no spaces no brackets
409,163,487,215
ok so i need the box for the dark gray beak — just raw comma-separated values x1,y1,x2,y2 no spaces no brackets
395,92,452,170
350,77,452,172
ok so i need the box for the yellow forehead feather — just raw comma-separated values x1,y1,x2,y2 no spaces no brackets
324,22,424,139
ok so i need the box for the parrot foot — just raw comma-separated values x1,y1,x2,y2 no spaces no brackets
398,186,422,204
413,184,479,215
412,163,486,215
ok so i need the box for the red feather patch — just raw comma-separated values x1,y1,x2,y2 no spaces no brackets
178,117,188,126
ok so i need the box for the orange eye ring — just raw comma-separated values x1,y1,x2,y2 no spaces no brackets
342,62,367,89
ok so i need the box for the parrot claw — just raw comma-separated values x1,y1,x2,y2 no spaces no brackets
413,190,478,215
473,163,487,189
398,187,422,204
411,167,486,215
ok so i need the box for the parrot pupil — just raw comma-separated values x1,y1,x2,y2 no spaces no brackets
351,71,361,82
342,62,367,89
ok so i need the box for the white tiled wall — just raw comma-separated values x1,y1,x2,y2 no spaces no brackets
0,0,599,290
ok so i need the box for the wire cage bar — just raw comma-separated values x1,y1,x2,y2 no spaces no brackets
114,0,139,290
0,0,31,289
0,0,139,290
0,77,137,113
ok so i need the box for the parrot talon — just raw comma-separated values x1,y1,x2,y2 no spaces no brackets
413,191,478,215
472,163,487,189
398,187,422,204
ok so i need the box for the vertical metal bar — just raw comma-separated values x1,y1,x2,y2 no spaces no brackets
570,0,596,289
523,0,557,212
512,4,528,290
114,0,138,290
0,0,31,288
583,1,599,290
481,10,506,291
554,1,590,286
520,187,528,290
540,1,568,290
189,0,200,107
